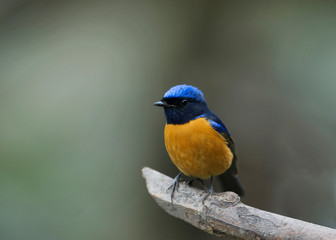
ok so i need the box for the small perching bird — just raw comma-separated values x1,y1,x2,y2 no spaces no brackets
154,84,244,201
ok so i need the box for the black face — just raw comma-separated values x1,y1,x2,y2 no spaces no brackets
161,97,193,108
154,97,208,124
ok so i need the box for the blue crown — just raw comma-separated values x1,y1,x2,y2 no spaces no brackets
163,84,205,102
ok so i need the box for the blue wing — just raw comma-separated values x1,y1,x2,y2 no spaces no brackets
203,111,231,136
204,111,244,195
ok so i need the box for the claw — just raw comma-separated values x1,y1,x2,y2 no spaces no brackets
167,172,182,203
202,176,214,204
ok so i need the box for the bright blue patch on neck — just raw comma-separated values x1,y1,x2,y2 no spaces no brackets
195,113,231,136
163,85,205,102
208,120,228,134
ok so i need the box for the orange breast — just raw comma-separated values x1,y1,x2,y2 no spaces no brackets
164,118,233,179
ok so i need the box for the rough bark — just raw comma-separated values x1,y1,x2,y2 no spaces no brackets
142,167,336,240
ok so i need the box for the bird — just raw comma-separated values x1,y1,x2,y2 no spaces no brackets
154,84,244,202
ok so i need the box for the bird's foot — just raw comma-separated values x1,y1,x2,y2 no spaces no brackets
167,172,182,203
202,176,214,204
202,188,214,204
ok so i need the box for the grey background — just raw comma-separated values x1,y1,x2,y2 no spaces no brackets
0,1,335,240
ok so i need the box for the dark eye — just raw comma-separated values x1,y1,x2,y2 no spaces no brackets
181,99,188,106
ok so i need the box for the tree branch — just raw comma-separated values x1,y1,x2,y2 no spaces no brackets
142,167,336,240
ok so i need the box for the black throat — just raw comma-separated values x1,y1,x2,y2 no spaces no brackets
164,101,208,124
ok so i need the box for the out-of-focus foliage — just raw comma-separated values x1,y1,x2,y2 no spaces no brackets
0,1,335,240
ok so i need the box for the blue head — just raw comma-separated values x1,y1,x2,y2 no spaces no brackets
154,85,209,124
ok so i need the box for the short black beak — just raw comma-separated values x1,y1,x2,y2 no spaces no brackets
154,101,167,107
154,101,175,108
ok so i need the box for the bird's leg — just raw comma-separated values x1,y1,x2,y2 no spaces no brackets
202,176,214,204
187,178,205,189
167,172,182,203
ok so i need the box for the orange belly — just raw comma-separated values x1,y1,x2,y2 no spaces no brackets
164,118,233,179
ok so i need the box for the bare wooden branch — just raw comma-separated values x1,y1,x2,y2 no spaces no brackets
142,167,336,240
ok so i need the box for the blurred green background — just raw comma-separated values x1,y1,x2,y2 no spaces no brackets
1,1,336,240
